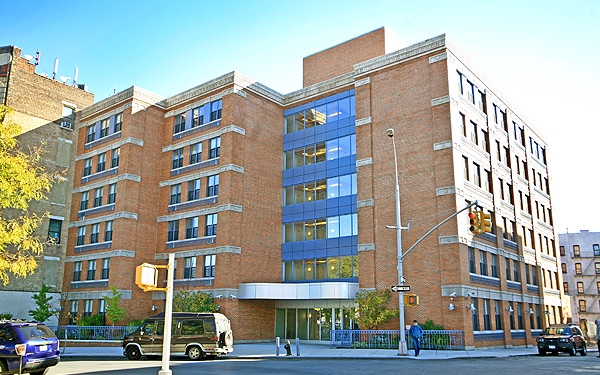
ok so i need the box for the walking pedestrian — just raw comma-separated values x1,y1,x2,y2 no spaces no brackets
409,320,423,357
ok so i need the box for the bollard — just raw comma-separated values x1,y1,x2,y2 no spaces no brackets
295,337,300,356
276,337,280,356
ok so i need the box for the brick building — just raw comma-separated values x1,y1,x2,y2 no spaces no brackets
559,230,600,327
61,28,563,348
0,45,94,324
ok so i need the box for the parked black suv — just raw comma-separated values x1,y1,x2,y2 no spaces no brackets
0,320,60,374
537,323,587,356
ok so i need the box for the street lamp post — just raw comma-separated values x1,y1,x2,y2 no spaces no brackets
386,128,408,356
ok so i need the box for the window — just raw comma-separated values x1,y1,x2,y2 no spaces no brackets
111,148,120,168
471,297,479,331
560,246,565,256
83,158,92,176
174,112,186,133
579,300,586,312
468,247,475,273
83,300,93,318
61,106,74,129
101,258,110,279
77,226,86,246
114,113,123,132
210,99,222,121
48,218,62,244
517,303,524,329
597,281,600,294
575,263,582,275
494,300,502,330
186,217,198,239
460,112,466,137
561,263,567,273
86,124,96,143
93,187,103,207
204,255,215,278
100,118,110,138
594,244,600,256
577,282,584,294
508,302,515,330
69,301,78,324
90,223,100,244
107,183,117,204
167,220,179,242
192,106,204,127
505,257,511,281
97,153,106,172
471,121,478,145
463,156,469,180
170,184,181,205
531,265,537,285
209,137,221,159
98,299,106,321
596,262,600,274
563,282,569,294
479,250,487,276
573,245,580,257
73,261,82,281
491,254,498,278
207,174,219,197
513,260,520,282
483,299,491,330
190,142,202,164
87,259,96,280
172,148,183,169
188,179,200,201
183,257,196,279
205,214,217,236
105,220,113,241
473,162,481,187
80,191,89,211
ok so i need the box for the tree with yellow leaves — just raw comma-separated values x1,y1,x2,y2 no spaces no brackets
0,105,57,285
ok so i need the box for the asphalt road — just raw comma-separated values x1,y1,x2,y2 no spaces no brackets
50,355,600,375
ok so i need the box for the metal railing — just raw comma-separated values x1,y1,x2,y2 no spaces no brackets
49,326,135,341
330,329,464,350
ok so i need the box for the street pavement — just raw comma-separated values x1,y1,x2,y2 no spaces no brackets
57,341,588,360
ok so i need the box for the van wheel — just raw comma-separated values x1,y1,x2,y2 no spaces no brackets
0,361,7,372
568,346,576,356
187,345,204,360
126,346,142,360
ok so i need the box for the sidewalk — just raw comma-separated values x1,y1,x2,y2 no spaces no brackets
59,341,575,360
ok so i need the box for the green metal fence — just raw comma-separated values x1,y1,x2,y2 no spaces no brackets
330,329,464,350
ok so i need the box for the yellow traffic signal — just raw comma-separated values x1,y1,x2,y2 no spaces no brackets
481,212,492,233
404,294,419,306
468,210,481,234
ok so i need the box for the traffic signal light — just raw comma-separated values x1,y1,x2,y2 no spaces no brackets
468,210,481,234
404,294,419,306
480,212,492,233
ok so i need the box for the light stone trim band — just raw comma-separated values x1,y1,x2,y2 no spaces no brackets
72,173,141,193
66,290,132,301
162,125,245,152
154,246,242,260
356,158,373,167
157,204,242,223
429,52,448,64
431,95,450,106
355,77,371,87
68,211,138,228
356,117,372,126
358,243,375,251
436,186,456,196
66,250,136,263
357,199,374,208
433,140,453,151
159,164,244,187
439,235,460,244
76,137,144,161
284,72,355,105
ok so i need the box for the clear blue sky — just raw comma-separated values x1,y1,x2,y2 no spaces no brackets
3,0,598,234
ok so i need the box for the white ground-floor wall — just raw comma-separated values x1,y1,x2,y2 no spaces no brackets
0,290,60,325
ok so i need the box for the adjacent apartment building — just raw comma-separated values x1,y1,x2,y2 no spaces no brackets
51,27,564,348
559,230,600,329
0,45,94,323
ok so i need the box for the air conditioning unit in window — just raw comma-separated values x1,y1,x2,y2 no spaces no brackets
60,120,73,129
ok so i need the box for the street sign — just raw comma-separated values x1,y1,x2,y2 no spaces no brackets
391,285,410,292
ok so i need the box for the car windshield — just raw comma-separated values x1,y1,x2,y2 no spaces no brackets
16,325,54,340
543,327,569,335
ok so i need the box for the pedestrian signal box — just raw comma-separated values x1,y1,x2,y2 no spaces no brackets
135,263,158,291
404,294,419,306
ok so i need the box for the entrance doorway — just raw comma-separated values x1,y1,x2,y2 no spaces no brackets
275,307,358,341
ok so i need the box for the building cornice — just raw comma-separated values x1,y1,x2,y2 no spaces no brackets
81,86,165,119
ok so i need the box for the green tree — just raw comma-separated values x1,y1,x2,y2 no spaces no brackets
103,287,127,325
355,289,398,329
0,105,57,285
172,290,218,312
29,283,57,322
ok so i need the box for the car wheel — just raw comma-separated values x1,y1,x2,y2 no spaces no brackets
568,346,576,356
580,343,587,356
538,348,546,356
187,345,204,361
126,345,142,360
0,361,8,372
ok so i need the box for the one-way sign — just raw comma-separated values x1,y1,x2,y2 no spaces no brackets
391,285,410,292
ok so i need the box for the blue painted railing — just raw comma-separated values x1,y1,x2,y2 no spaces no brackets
330,329,464,350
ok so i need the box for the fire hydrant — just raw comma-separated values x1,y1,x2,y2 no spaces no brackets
284,340,292,356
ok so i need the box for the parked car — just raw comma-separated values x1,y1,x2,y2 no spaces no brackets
0,319,61,375
537,323,587,356
123,312,233,360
